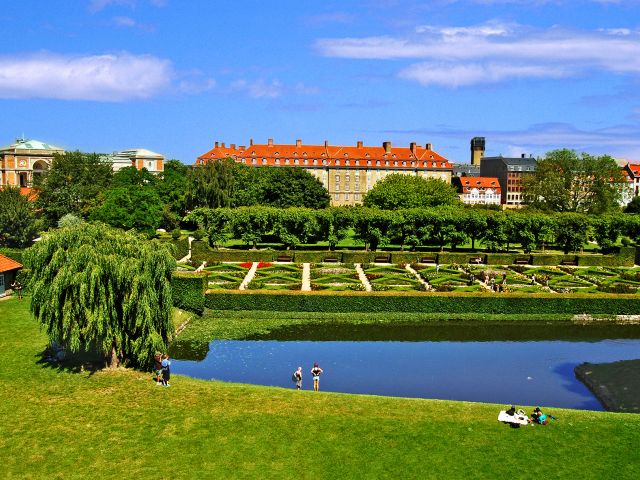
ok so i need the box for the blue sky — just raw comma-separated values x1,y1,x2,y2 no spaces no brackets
2,0,640,164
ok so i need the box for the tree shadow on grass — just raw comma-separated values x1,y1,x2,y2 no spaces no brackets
35,344,107,376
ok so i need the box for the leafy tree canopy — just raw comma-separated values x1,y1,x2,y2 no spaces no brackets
89,186,163,236
258,167,330,209
523,149,624,214
25,223,175,368
363,174,460,210
34,151,113,226
0,185,39,247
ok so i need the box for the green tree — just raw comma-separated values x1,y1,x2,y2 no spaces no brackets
460,210,488,251
554,213,590,253
35,151,113,226
0,186,39,247
523,149,624,214
187,158,236,209
230,206,277,249
421,208,467,251
25,222,175,368
89,186,163,236
57,213,83,229
592,214,624,251
155,160,189,216
316,207,354,250
274,208,320,249
352,208,393,251
482,212,508,252
259,167,330,209
363,174,460,210
624,196,640,214
186,208,232,248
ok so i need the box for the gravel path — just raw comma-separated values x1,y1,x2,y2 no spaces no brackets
355,263,372,291
301,263,311,291
239,262,259,290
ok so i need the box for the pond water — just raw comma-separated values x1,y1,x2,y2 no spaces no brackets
170,323,640,410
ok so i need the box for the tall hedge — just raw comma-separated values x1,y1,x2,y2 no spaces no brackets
205,291,640,315
172,272,208,315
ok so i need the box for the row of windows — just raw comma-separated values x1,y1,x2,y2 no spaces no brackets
239,157,446,168
333,193,361,201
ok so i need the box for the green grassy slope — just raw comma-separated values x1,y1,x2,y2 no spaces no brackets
1,299,639,479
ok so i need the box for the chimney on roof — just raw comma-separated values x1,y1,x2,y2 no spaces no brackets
357,140,363,148
425,143,432,151
239,145,246,150
221,142,226,148
410,142,417,155
268,138,273,146
230,144,236,150
324,140,329,148
296,139,302,147
521,153,526,158
383,141,391,153
215,141,219,148
250,138,253,146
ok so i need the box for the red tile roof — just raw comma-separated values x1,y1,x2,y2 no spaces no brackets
0,254,22,273
626,163,640,177
460,177,501,194
197,141,452,170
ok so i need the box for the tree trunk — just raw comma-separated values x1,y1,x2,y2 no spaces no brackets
106,340,121,369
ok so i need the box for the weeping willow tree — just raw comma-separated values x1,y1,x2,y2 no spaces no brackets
25,222,176,368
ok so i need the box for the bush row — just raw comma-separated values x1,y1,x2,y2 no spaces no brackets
204,290,640,315
171,272,208,315
188,244,637,267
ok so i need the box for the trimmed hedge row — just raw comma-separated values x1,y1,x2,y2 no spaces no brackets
171,272,208,315
188,244,637,267
204,290,640,315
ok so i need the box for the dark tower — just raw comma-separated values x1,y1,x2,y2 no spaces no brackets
470,137,485,166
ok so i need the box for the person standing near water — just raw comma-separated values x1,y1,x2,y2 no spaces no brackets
161,354,171,387
293,367,302,390
311,362,324,392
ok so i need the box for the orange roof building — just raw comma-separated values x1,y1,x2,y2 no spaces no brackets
197,138,453,206
453,177,502,205
0,254,22,297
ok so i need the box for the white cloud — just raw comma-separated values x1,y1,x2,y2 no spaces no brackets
112,15,136,27
316,22,640,86
88,0,166,13
400,62,570,86
229,79,319,99
0,53,173,101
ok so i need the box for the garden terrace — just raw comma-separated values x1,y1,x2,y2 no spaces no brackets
362,264,424,292
309,264,363,291
247,263,303,290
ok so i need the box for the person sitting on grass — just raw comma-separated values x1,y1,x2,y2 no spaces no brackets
530,407,554,424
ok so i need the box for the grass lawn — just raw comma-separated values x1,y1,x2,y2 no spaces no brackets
2,299,640,479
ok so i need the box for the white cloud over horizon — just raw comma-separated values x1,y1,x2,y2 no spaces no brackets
0,53,174,101
384,122,640,158
316,22,640,87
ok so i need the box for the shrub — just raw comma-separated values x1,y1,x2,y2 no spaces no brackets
193,229,205,241
171,272,207,315
204,291,640,315
171,228,182,240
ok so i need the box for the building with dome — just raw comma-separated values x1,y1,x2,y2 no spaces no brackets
0,138,64,189
0,139,165,191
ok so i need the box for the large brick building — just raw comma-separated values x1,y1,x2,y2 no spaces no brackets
0,138,64,188
197,139,453,206
480,154,537,207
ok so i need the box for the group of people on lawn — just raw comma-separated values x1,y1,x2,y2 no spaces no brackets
153,352,171,387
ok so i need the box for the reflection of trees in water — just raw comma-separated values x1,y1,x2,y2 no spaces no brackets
243,323,640,343
169,340,210,361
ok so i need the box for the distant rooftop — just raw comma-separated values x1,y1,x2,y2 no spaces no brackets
0,138,64,153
